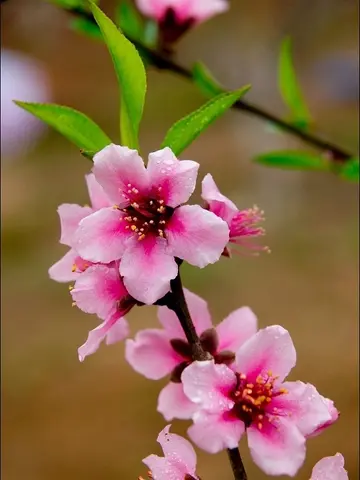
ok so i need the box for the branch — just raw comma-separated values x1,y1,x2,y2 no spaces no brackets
66,5,354,164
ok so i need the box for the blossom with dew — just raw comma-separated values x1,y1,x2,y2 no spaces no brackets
310,453,348,480
141,424,200,480
201,173,268,256
70,262,136,361
1,49,50,160
49,173,111,283
73,145,229,305
126,288,257,420
181,325,338,477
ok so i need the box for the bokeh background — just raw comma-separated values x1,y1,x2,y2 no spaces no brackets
1,0,359,479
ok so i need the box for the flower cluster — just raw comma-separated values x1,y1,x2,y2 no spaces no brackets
50,144,263,360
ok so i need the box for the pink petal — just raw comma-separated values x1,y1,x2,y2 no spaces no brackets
78,313,129,361
74,207,131,263
181,361,236,413
157,424,197,474
147,148,199,208
188,411,245,453
125,329,181,380
120,236,178,304
201,173,238,224
166,205,229,268
234,325,296,383
142,456,186,480
247,418,306,476
311,453,348,480
270,381,336,438
309,397,339,437
85,173,111,210
189,0,229,22
92,144,149,205
217,307,258,353
157,382,198,421
58,203,93,246
157,288,212,339
71,264,128,319
48,248,79,283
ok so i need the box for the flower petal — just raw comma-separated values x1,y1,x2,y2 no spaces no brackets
58,203,93,246
188,411,244,453
147,148,199,208
71,264,129,319
311,453,348,480
247,418,306,477
85,173,111,210
157,288,212,338
157,424,197,475
235,325,296,383
142,456,184,480
157,382,198,421
309,397,339,437
271,381,337,438
189,0,229,23
125,329,181,380
120,237,178,304
166,205,229,268
78,313,129,361
201,173,238,224
74,207,130,263
181,361,236,413
48,248,79,283
217,306,258,353
93,144,148,205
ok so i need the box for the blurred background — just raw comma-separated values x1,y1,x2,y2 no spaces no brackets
1,0,359,479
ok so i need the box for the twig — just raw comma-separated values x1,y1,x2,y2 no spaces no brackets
67,5,353,163
227,448,248,480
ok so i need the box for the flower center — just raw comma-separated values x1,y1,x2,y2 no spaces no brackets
230,371,288,429
116,185,173,241
169,329,236,382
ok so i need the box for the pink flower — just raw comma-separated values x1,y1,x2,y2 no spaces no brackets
310,453,348,480
141,424,199,480
136,0,228,25
74,145,229,305
70,262,136,361
49,173,111,283
181,326,338,477
201,173,268,257
125,289,257,420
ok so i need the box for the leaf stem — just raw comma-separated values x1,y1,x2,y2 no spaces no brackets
65,4,354,163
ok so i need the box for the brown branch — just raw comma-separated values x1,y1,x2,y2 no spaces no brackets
67,5,354,164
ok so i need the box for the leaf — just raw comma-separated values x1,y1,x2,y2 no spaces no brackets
192,62,224,97
340,157,359,182
278,37,312,130
91,3,146,150
48,0,97,9
70,17,102,40
116,1,143,40
254,151,329,171
15,102,111,152
161,86,250,155
143,20,158,48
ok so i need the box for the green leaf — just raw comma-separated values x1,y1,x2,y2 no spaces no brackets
192,62,224,97
70,17,102,40
91,3,146,150
340,157,359,182
278,37,312,130
161,86,251,155
254,151,329,171
48,0,97,9
143,20,158,48
14,102,111,152
116,1,143,40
